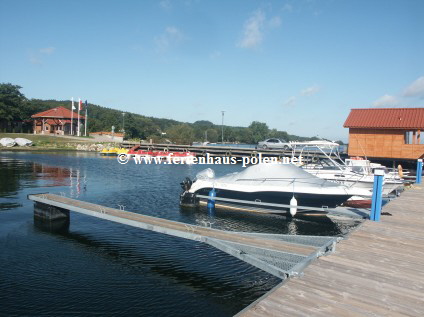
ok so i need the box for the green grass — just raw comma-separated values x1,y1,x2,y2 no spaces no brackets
1,133,73,143
0,133,100,150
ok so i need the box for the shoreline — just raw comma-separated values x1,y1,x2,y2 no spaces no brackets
0,146,80,152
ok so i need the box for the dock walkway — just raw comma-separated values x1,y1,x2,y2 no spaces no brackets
28,193,338,279
239,186,424,316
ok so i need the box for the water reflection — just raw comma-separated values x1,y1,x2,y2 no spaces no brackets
34,216,70,233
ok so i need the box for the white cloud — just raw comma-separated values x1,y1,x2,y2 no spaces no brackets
300,85,320,96
39,47,55,54
283,96,296,107
403,76,424,98
373,94,400,108
159,0,172,10
238,10,266,49
282,3,293,12
155,26,185,52
268,16,281,28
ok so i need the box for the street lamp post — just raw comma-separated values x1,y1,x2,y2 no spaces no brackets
122,113,125,137
221,110,225,144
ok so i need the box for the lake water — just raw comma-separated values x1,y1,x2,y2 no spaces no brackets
0,151,361,316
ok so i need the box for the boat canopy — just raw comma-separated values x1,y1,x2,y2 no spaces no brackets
214,163,343,188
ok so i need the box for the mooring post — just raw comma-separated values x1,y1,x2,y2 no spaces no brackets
416,159,423,184
370,168,384,221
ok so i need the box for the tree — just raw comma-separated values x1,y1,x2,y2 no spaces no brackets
205,128,219,143
0,83,27,121
269,128,289,141
166,124,195,144
248,121,269,143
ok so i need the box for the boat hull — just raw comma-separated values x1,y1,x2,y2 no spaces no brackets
192,187,351,213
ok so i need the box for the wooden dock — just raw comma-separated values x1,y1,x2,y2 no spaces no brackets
238,185,424,317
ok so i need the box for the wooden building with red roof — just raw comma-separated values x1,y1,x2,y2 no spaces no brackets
344,108,424,160
31,106,85,136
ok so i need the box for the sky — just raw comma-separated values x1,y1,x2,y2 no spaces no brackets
0,0,423,141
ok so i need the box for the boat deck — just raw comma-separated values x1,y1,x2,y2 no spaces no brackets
238,185,424,316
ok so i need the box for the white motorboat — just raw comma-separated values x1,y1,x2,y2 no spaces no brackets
0,138,16,147
290,141,403,197
15,138,33,146
180,163,353,215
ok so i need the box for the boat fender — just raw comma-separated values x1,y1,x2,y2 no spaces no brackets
225,150,231,156
251,151,258,158
163,147,168,153
207,188,216,208
312,156,319,163
398,164,403,178
290,196,298,216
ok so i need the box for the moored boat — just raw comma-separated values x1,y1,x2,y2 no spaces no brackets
180,163,353,216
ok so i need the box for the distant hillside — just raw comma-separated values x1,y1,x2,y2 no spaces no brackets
1,83,323,144
28,99,318,144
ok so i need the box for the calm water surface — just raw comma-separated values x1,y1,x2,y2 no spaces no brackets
0,151,360,316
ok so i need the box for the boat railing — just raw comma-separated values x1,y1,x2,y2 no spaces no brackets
234,177,337,187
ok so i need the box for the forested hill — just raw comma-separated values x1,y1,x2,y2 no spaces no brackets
1,83,326,144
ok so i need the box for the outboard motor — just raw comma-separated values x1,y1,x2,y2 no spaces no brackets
179,177,199,207
180,177,192,191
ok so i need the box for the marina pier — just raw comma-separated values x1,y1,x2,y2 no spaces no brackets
238,185,424,316
28,193,338,279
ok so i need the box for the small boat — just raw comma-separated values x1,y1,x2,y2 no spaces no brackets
180,163,353,216
15,138,33,146
127,145,196,163
0,138,16,147
116,148,129,155
291,141,404,197
100,147,120,155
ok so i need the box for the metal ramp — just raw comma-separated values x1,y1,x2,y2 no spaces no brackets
28,193,339,279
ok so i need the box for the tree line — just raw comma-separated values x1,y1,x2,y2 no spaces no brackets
0,83,341,144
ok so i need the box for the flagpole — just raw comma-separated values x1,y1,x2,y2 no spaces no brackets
84,100,87,137
77,98,81,136
71,97,74,135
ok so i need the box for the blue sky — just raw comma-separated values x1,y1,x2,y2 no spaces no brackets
1,0,423,141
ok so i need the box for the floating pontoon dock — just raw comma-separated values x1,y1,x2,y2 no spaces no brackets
238,185,424,317
28,193,339,279
121,142,347,160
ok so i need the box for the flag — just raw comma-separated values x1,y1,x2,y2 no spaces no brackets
85,100,88,108
71,97,76,110
79,99,83,111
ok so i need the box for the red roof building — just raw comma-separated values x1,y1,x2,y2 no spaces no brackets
32,106,85,136
344,108,424,160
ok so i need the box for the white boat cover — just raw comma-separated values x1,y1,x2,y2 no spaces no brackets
15,138,33,146
213,163,342,189
0,138,16,147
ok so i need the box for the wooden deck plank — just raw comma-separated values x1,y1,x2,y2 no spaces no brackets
239,186,424,317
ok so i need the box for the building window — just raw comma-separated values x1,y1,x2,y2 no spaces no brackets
45,126,49,131
405,131,415,144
